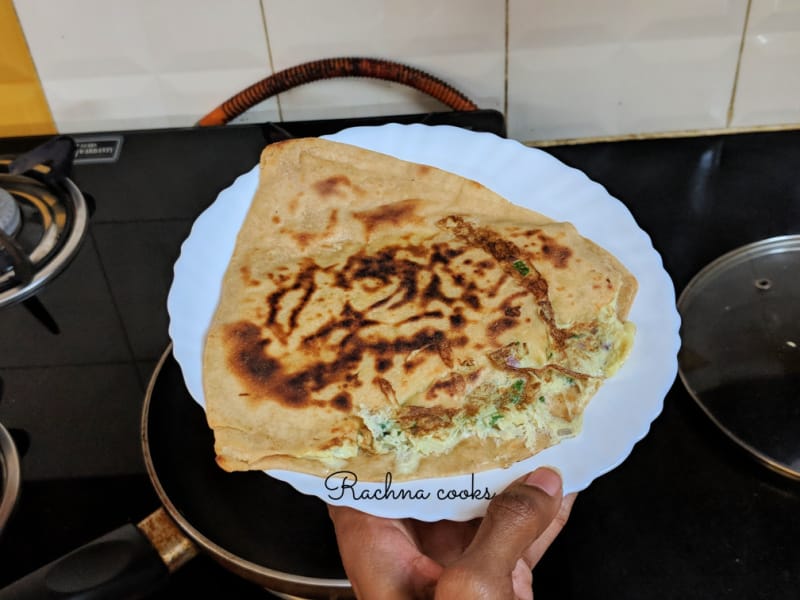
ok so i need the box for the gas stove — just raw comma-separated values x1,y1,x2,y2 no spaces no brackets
1,111,799,599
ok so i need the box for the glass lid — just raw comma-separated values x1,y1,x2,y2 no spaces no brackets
678,235,800,479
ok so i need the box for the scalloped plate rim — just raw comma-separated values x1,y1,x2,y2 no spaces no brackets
166,123,680,522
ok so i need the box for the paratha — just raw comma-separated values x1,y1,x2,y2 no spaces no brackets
203,137,637,482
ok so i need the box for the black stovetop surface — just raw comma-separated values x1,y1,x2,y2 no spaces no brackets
1,110,799,599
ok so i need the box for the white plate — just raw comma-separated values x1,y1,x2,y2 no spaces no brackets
167,124,680,522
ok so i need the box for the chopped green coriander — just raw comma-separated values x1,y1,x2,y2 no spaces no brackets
509,379,526,404
512,260,530,276
489,412,504,427
565,376,575,385
377,421,392,438
538,396,545,403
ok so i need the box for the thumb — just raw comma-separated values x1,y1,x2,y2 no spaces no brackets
460,468,564,573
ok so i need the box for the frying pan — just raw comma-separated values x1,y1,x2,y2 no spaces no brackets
0,421,21,537
0,346,352,599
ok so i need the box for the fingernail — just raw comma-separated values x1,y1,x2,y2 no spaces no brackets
524,468,562,496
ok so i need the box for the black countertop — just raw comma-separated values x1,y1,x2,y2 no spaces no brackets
1,114,799,598
538,132,800,599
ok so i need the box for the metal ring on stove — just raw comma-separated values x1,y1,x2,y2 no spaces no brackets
0,170,89,308
0,422,21,535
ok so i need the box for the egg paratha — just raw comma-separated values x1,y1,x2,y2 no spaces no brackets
203,138,637,482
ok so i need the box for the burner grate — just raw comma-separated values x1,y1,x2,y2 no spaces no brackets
0,137,90,309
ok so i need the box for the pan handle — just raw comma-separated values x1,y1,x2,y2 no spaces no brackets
0,508,197,599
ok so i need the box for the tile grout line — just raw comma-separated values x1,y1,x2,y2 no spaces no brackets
259,0,283,122
727,0,753,128
91,216,192,226
503,0,510,120
526,120,800,148
86,229,146,391
0,359,154,371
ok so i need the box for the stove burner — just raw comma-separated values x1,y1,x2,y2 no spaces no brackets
0,188,21,236
0,137,89,308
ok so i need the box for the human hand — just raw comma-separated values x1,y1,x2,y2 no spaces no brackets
328,467,576,599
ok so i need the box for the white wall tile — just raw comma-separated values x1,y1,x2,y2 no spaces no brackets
508,0,748,142
261,0,503,121
731,0,800,128
15,0,793,140
14,0,276,132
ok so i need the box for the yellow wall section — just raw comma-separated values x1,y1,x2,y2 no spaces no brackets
0,0,56,137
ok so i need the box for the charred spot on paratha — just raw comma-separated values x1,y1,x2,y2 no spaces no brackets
314,175,353,198
354,198,424,235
